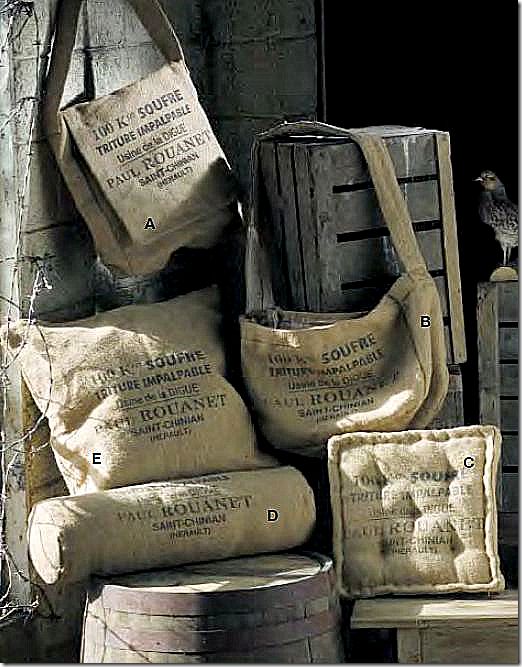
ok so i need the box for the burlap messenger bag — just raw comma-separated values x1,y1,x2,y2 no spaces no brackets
4,287,276,494
328,425,504,598
43,0,238,275
28,466,316,584
241,123,449,455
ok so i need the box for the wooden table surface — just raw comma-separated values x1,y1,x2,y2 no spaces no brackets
351,591,518,664
352,590,518,628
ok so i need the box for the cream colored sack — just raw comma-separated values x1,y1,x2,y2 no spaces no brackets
28,466,316,584
44,0,238,275
328,425,504,598
4,287,275,494
241,124,448,455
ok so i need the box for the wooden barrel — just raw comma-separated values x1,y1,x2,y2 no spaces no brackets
81,552,344,663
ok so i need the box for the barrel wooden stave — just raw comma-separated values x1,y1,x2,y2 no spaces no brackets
84,629,343,664
81,553,343,663
100,593,334,632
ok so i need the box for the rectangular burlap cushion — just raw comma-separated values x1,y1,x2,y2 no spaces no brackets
328,425,504,598
3,287,275,494
28,466,316,584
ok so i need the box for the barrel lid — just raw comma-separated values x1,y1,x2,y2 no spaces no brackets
91,552,334,615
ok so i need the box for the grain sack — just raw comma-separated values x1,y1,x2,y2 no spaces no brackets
3,287,276,494
28,466,316,584
241,125,448,455
43,0,238,275
328,425,505,598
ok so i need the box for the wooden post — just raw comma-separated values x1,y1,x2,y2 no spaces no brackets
477,279,519,584
477,283,502,502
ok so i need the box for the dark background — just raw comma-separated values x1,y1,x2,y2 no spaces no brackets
323,2,519,422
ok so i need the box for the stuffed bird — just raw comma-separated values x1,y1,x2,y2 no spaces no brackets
475,170,518,266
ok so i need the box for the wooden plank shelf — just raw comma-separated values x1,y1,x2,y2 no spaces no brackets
349,592,518,664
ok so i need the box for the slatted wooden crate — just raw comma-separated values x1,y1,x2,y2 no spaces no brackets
258,125,466,364
477,279,518,582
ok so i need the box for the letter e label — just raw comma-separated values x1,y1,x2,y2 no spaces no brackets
92,453,102,464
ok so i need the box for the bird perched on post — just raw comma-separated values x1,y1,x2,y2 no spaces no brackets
475,170,518,266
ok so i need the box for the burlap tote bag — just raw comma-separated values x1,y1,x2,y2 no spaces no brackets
3,287,276,495
328,425,504,597
241,122,449,455
43,0,238,275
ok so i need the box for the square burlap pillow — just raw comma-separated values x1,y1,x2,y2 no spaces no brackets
328,425,504,598
3,287,276,494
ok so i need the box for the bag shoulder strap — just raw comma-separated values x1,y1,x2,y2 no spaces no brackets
249,121,429,281
44,0,184,136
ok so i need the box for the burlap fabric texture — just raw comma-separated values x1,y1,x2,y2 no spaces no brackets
43,0,238,275
328,425,504,598
4,287,276,494
28,466,316,584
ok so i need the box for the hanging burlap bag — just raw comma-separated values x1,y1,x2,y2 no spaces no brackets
43,0,238,275
4,287,276,494
28,466,316,584
241,122,449,455
328,425,505,598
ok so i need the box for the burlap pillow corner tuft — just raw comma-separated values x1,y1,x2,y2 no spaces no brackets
327,425,504,598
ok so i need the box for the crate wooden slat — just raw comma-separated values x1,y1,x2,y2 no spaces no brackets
257,126,466,364
427,365,464,429
477,279,519,583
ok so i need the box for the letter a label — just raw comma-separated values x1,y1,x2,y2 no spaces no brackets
144,217,156,230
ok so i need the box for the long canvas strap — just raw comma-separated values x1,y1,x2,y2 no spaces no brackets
44,0,184,136
249,121,429,282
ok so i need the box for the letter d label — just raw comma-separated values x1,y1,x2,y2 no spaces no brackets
267,509,279,522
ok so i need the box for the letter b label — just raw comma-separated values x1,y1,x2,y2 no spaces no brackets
420,315,431,327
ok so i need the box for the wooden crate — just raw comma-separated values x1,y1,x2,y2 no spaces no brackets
477,279,518,582
258,125,466,364
349,592,518,664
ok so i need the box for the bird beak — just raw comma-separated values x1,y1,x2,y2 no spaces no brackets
474,177,483,182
